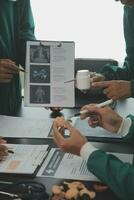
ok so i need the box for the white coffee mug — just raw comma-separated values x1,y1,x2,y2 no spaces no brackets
76,70,90,90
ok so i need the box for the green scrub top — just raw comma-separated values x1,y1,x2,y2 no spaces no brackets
0,0,35,115
102,5,134,97
87,114,134,200
86,6,134,199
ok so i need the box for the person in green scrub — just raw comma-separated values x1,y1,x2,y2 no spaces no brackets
92,1,134,101
53,103,134,200
0,0,35,116
50,0,134,112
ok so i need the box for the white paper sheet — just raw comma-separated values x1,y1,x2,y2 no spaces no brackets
37,148,133,181
73,117,122,138
24,40,75,107
0,144,48,174
37,148,98,181
0,115,53,138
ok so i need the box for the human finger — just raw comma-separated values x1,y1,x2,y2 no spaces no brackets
0,138,7,144
54,116,66,128
0,74,14,83
88,114,101,127
92,81,110,89
105,91,118,100
0,79,12,83
80,104,95,117
103,88,110,95
53,121,65,146
0,60,19,73
0,145,8,158
0,74,13,79
0,59,16,65
80,104,99,120
88,120,99,128
91,74,105,82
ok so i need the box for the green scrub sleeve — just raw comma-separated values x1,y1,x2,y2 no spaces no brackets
101,64,130,81
122,114,134,144
130,80,134,98
87,150,134,200
16,0,36,66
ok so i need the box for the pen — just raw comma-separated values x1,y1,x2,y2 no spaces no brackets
19,64,25,72
74,99,113,117
64,79,75,83
8,150,14,154
0,181,13,184
96,99,113,108
19,68,25,72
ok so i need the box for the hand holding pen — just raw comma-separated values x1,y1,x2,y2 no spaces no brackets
73,99,113,118
0,138,14,160
0,59,20,83
0,145,9,160
0,59,25,83
79,99,122,133
55,100,113,136
79,99,114,124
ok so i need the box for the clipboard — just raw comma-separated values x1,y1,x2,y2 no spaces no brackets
24,40,75,108
0,144,49,177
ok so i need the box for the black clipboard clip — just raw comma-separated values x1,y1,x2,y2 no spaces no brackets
40,41,62,47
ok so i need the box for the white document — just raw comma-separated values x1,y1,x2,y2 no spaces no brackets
0,115,53,138
0,144,48,175
24,40,75,107
37,148,133,181
73,117,122,138
37,148,99,181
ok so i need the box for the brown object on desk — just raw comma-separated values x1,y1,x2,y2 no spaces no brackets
80,188,96,199
51,181,96,200
64,181,85,189
65,188,79,199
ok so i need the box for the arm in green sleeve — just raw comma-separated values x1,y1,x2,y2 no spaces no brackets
18,0,36,40
101,63,130,81
102,6,134,82
87,150,134,200
101,65,134,98
130,81,134,98
17,0,36,66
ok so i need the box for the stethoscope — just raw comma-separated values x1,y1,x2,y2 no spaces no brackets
0,181,49,200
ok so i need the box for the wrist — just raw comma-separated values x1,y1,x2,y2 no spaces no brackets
80,142,98,161
113,117,123,133
114,117,123,133
117,117,131,137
